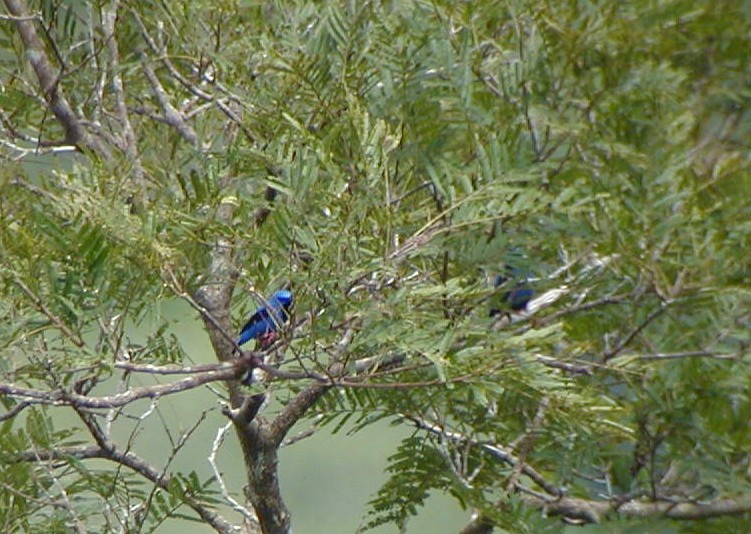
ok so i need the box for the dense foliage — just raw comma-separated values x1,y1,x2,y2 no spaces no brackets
0,1,749,532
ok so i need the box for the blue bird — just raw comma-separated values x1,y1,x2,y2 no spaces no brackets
237,289,294,348
489,271,534,316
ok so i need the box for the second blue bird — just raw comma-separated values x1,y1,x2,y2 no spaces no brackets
237,289,294,348
490,271,534,315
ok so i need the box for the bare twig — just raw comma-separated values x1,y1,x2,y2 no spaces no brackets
526,494,751,524
11,274,85,347
0,138,77,160
533,354,593,375
209,422,260,524
0,10,35,20
0,364,240,409
603,304,668,362
0,400,32,422
127,405,212,531
281,414,325,447
11,444,107,463
617,350,739,362
114,360,245,375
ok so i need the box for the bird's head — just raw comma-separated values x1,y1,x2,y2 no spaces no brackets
271,289,294,310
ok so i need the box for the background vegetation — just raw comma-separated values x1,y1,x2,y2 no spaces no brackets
1,0,750,532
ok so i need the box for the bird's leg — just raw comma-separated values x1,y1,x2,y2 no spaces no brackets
259,331,278,348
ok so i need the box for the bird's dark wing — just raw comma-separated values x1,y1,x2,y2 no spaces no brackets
506,287,534,311
238,308,275,345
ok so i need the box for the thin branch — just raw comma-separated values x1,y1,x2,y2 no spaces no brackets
513,14,541,161
132,405,210,527
85,4,105,126
603,304,668,362
140,56,199,146
164,266,242,356
404,414,562,497
30,443,89,534
0,137,77,160
618,350,740,362
515,295,629,334
11,445,107,463
281,414,324,447
329,369,485,390
506,397,549,492
525,494,751,523
268,339,400,445
389,181,434,206
0,10,35,20
0,400,32,422
183,100,214,119
2,347,515,414
533,354,593,375
209,422,260,525
71,401,238,534
112,449,239,533
11,274,85,347
0,364,240,409
114,360,245,375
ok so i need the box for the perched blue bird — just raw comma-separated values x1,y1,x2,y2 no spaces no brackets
490,271,534,316
237,289,294,348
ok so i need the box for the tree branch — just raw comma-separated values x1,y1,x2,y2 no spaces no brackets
268,383,330,447
102,0,146,202
209,421,260,526
12,445,106,462
11,273,85,347
10,433,238,533
404,414,562,497
140,55,199,147
604,303,668,361
131,10,257,144
0,400,32,422
3,0,110,157
0,364,240,409
526,495,751,523
616,350,739,362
